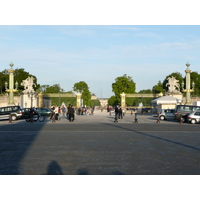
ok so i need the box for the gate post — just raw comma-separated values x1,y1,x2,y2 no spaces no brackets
120,92,126,109
76,92,82,108
38,92,43,107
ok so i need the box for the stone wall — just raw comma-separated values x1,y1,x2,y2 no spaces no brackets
0,95,20,107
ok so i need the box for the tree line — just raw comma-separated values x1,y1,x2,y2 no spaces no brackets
1,68,200,107
108,72,200,106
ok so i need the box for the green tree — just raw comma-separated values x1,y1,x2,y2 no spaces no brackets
0,72,7,94
73,81,92,106
37,84,64,93
36,85,50,93
191,71,200,96
138,89,153,94
91,99,100,107
152,81,165,94
45,84,64,93
108,95,119,107
112,74,136,105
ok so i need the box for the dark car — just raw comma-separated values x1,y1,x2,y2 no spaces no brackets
174,105,200,122
35,107,52,116
23,107,52,117
0,106,23,121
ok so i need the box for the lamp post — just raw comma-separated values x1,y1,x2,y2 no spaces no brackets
5,62,18,105
28,91,34,108
182,62,195,105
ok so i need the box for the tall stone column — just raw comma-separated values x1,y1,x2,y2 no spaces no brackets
120,92,126,109
182,62,195,105
5,62,18,105
76,92,82,108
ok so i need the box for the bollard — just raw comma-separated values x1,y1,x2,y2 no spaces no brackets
52,112,56,123
179,115,183,124
9,114,12,123
134,113,138,123
156,114,160,123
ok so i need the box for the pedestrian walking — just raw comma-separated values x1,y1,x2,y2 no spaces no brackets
58,106,61,120
67,104,71,119
30,107,34,123
9,114,14,123
50,106,55,119
68,105,75,122
61,106,66,118
156,113,160,123
91,107,95,115
118,106,123,120
54,106,59,120
52,111,56,123
134,113,138,123
114,105,119,123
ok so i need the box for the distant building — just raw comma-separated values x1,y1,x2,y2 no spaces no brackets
91,93,108,107
91,93,97,100
98,98,108,107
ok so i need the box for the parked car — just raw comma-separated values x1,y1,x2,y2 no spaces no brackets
22,107,52,117
35,108,52,116
159,109,175,120
0,106,23,121
187,111,200,124
174,105,200,122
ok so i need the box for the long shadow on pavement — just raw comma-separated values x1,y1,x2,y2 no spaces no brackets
0,119,47,175
102,123,200,152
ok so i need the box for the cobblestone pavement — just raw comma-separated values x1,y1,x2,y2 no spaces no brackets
0,110,200,175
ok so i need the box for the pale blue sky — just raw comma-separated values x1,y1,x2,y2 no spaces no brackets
1,25,200,98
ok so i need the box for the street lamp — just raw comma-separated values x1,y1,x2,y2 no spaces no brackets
28,91,34,108
5,62,18,105
182,62,195,105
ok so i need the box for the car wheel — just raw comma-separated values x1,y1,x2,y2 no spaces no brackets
190,119,196,124
181,117,185,123
39,116,45,122
32,115,38,122
160,115,165,120
11,115,17,121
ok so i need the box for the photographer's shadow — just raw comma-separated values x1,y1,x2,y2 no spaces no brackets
46,160,63,175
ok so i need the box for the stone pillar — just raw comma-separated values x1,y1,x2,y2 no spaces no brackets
5,62,18,105
76,92,82,108
182,62,194,105
120,92,126,109
38,92,43,107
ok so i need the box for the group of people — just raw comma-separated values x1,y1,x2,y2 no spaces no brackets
50,104,75,122
77,107,95,115
113,105,124,122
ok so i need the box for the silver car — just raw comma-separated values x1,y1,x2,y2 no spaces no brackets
159,109,175,120
187,111,200,124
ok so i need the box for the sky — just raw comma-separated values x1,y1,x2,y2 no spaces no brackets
1,25,200,98
1,1,200,99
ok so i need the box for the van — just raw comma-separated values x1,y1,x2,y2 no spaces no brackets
0,106,23,121
174,105,200,122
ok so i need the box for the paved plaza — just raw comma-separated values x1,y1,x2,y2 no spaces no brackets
0,110,200,175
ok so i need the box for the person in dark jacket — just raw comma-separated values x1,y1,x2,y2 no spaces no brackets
114,106,119,122
30,107,35,123
118,106,123,119
68,105,75,122
67,104,71,119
